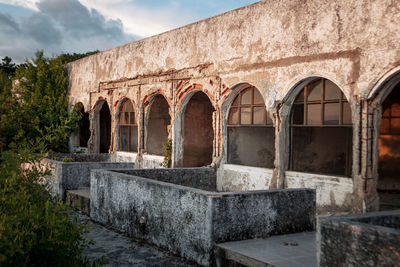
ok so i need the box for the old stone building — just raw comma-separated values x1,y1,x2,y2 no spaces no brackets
67,0,400,214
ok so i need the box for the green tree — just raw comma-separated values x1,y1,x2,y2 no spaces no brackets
0,56,16,78
9,51,81,152
58,50,100,64
0,149,100,266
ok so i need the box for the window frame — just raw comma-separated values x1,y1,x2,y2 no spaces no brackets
227,86,273,127
381,98,400,136
291,78,352,127
118,100,138,152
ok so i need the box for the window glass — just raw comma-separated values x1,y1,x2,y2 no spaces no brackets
292,104,304,125
294,90,304,103
307,104,322,125
325,80,340,100
392,103,400,117
380,118,390,133
392,118,400,133
130,112,135,124
253,107,265,124
129,126,137,151
241,107,252,124
343,102,352,125
120,126,129,151
324,103,340,125
307,80,322,101
123,112,129,124
241,89,252,105
254,89,264,104
229,107,239,125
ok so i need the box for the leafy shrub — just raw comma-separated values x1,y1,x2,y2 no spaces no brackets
0,149,95,266
161,139,172,168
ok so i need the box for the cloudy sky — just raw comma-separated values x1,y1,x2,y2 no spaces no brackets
0,0,258,63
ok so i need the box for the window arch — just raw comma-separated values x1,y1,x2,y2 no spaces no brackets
378,83,400,194
118,99,138,152
290,78,352,176
227,85,275,168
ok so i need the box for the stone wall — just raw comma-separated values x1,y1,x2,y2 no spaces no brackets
90,168,315,266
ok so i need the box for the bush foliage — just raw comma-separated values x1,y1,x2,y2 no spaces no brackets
0,149,94,266
0,51,102,265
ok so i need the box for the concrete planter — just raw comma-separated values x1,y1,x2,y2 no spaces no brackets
43,154,135,200
318,210,400,266
90,168,316,266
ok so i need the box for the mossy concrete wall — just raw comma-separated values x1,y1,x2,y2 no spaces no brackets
90,168,315,266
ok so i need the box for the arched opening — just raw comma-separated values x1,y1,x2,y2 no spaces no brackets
378,82,400,209
227,85,275,167
183,91,214,167
77,104,90,147
146,95,170,155
99,101,111,153
118,99,138,152
289,78,353,176
70,102,90,151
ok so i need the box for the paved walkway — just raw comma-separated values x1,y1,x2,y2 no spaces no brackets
77,212,316,267
78,214,196,267
217,232,317,267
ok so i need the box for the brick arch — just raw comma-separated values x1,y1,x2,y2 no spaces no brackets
368,66,400,104
142,89,172,107
176,84,216,111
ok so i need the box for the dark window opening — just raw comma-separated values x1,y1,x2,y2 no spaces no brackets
290,78,352,176
183,92,214,167
147,95,171,155
119,100,138,152
79,107,90,147
99,101,111,153
379,83,400,195
227,85,275,168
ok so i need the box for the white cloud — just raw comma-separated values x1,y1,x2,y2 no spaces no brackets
78,0,192,37
0,0,39,10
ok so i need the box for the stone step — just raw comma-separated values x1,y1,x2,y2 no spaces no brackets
66,188,90,216
215,232,316,267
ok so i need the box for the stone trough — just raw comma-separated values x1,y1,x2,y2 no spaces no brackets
90,168,316,266
42,153,135,200
318,210,400,267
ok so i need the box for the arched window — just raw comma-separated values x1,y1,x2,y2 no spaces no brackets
119,100,138,152
290,78,352,176
227,85,275,168
379,83,400,194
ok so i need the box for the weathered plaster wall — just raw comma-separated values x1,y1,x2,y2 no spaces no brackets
217,164,273,192
286,171,353,214
68,0,400,214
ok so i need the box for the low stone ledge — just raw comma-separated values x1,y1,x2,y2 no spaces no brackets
42,154,135,200
90,168,316,266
